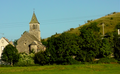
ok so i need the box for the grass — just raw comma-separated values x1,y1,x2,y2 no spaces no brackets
68,12,120,35
0,64,120,74
44,12,120,41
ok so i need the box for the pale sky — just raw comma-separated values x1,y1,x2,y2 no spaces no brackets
0,0,120,41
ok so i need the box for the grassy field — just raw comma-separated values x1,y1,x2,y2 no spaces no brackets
68,12,120,34
44,12,120,41
0,64,120,74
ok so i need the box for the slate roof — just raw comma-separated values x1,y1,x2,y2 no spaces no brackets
29,12,39,24
24,32,39,42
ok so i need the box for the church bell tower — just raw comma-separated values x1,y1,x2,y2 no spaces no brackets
29,12,41,41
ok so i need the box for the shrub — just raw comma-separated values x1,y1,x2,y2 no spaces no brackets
112,12,116,14
117,61,120,64
34,51,47,65
70,28,74,31
14,53,35,66
110,17,113,20
87,20,91,23
96,58,117,64
115,23,120,29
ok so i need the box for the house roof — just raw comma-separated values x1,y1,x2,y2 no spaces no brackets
29,12,39,24
0,37,14,46
2,37,9,43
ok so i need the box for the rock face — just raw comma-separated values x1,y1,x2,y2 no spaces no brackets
16,12,46,54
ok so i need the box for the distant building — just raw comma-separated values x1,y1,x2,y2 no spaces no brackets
0,37,13,59
16,12,46,54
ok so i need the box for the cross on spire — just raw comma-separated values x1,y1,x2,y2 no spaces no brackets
33,8,35,13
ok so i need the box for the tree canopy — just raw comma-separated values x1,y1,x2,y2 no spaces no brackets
1,44,19,66
35,22,113,65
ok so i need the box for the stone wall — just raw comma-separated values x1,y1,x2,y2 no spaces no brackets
16,32,34,54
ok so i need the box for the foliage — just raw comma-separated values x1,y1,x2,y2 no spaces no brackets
76,22,101,62
96,58,117,64
13,39,18,47
76,22,112,62
15,53,35,66
115,23,120,29
112,12,117,14
29,49,35,54
113,33,120,60
98,39,112,58
41,39,48,46
70,28,74,31
110,17,113,20
34,51,48,65
1,44,19,66
46,32,79,64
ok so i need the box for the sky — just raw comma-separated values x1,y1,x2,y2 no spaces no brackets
0,0,120,41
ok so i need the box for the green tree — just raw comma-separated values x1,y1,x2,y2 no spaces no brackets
1,44,19,66
46,33,79,64
13,39,18,47
113,33,120,60
76,22,112,62
41,39,48,46
115,22,120,29
34,51,47,65
76,22,101,62
98,39,112,58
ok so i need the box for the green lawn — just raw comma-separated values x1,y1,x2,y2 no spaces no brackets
0,64,120,74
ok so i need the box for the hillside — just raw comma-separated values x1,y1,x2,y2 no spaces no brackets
44,12,120,40
67,12,120,35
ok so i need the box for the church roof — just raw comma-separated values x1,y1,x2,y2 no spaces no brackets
29,12,39,24
23,32,40,42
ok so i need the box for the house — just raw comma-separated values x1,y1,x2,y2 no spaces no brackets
0,37,13,59
16,12,46,54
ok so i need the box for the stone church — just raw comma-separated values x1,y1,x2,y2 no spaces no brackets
16,12,46,54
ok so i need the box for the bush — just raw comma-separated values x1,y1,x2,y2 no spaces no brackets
70,28,74,31
96,58,117,64
112,12,116,14
34,51,47,65
117,61,120,64
115,23,120,29
110,17,113,20
14,53,35,66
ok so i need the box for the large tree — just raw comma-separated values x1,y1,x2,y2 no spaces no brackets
112,23,120,60
45,33,79,64
113,33,120,60
1,44,19,66
76,22,112,62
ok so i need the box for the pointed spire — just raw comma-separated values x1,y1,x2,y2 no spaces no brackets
29,12,39,24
